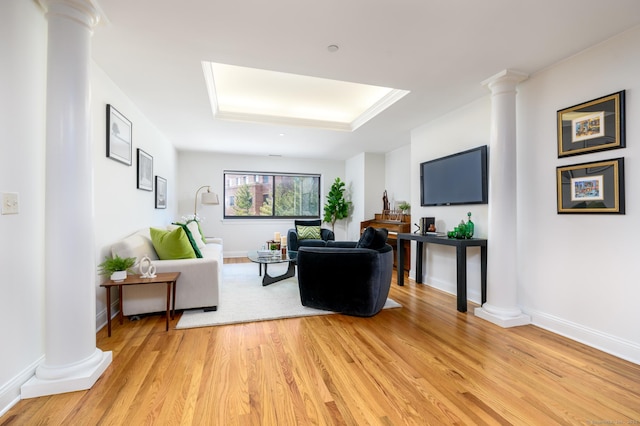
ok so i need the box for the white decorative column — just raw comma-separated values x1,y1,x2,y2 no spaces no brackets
474,69,531,328
21,0,111,398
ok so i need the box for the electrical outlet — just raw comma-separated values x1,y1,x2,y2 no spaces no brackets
2,192,19,215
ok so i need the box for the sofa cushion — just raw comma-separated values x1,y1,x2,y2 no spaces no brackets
357,227,388,250
150,227,197,260
298,239,328,248
297,224,322,240
357,227,375,248
111,230,159,261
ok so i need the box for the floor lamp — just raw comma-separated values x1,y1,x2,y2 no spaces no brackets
194,185,219,218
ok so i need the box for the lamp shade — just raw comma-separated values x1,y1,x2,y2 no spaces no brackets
194,185,219,216
201,191,219,205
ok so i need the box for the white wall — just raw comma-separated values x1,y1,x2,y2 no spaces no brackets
345,153,365,241
410,96,491,303
364,153,386,222
385,144,411,212
345,152,388,241
517,26,640,363
91,64,179,328
177,151,345,256
0,0,47,414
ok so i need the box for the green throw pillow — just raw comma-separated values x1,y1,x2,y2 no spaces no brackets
297,225,322,240
172,223,203,258
150,227,197,260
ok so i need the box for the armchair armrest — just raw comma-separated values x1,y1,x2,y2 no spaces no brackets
287,228,299,251
321,228,335,241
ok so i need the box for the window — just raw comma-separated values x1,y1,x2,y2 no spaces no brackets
224,171,320,218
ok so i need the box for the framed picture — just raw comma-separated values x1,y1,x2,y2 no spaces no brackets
106,104,132,165
137,149,153,191
556,158,624,214
557,91,625,157
155,176,167,209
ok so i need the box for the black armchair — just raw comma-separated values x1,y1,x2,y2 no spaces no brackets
287,219,335,255
296,227,393,317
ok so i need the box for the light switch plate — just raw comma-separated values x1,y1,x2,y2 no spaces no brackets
2,192,19,215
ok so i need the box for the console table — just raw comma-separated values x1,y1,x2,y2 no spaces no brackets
396,233,487,313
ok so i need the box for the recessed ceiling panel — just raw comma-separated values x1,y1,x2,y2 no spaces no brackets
202,62,409,131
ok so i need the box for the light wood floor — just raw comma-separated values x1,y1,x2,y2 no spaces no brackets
3,258,639,425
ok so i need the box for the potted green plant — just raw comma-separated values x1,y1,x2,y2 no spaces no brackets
398,201,411,215
323,177,352,232
98,254,136,282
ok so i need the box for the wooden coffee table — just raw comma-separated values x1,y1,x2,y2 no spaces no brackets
100,272,180,337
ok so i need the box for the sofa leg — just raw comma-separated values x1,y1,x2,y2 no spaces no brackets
203,306,217,312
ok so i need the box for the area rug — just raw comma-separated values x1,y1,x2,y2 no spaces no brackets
176,262,401,329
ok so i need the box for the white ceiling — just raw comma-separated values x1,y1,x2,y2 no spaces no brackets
91,0,640,161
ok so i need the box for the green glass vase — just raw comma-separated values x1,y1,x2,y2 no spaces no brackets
466,212,474,238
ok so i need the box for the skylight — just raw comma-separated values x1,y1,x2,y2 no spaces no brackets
202,62,409,132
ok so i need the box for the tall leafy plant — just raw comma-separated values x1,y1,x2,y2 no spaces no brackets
323,177,351,232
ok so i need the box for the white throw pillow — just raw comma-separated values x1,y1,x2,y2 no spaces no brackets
186,221,206,249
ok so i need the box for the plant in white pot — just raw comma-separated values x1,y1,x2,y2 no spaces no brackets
398,201,411,215
98,255,136,282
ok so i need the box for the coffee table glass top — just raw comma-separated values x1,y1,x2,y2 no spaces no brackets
247,250,295,264
247,251,296,286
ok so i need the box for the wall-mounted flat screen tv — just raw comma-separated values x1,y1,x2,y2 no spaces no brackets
420,145,488,206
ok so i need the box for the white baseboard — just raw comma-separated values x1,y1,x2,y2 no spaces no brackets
407,274,639,365
95,297,118,333
415,274,483,306
524,307,640,365
0,356,42,418
225,250,249,258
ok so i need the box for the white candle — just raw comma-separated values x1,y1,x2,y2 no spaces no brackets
281,236,287,246
274,232,281,241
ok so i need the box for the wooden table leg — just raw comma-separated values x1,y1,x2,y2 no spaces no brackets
165,282,171,331
105,287,112,337
171,280,176,320
118,285,124,325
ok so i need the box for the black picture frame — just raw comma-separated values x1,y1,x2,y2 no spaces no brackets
556,158,624,214
557,91,625,158
155,176,167,209
106,104,132,165
137,148,153,191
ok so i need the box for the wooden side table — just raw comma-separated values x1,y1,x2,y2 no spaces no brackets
100,272,180,337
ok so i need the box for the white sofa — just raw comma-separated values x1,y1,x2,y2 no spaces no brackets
110,228,222,316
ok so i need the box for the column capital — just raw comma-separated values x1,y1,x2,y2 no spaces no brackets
482,69,529,94
37,0,106,30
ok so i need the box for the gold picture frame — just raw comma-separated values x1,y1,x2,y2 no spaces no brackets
557,91,625,157
556,158,624,214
